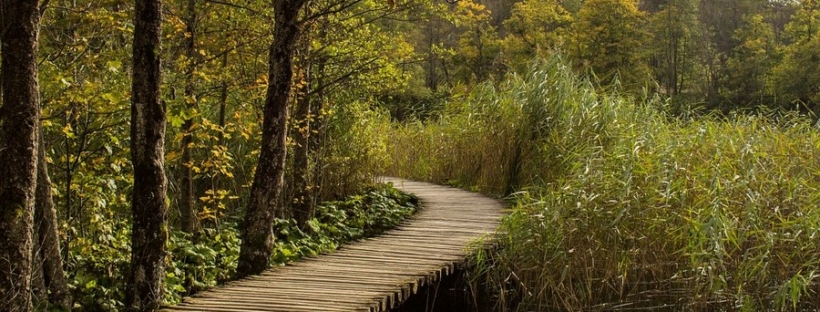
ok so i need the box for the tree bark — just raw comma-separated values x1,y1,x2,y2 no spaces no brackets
308,56,326,199
236,0,307,279
0,0,42,310
30,236,46,305
213,53,228,226
179,0,200,236
34,128,71,310
125,0,168,309
425,17,438,92
291,54,313,227
218,54,228,147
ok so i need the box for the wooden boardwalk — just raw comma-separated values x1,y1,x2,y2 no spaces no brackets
164,177,503,312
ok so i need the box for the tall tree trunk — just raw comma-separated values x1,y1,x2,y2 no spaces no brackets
678,36,687,95
34,128,71,310
214,53,228,226
292,57,313,227
236,0,307,279
179,0,200,236
61,130,72,262
0,0,42,310
308,33,326,201
291,75,314,227
218,54,228,147
125,0,168,309
425,18,438,92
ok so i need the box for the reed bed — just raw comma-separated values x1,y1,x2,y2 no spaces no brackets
384,57,820,311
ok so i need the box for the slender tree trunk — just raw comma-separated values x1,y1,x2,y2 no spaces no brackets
291,78,313,226
218,53,228,147
214,53,228,225
125,0,168,309
308,32,326,200
671,35,679,96
0,0,42,309
236,0,307,279
34,128,71,310
180,0,200,236
425,18,438,92
678,36,687,95
61,132,72,262
309,59,327,200
291,38,313,227
665,6,674,95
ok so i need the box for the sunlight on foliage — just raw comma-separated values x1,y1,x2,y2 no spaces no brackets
388,57,820,311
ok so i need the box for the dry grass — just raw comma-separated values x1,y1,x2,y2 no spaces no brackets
385,57,820,311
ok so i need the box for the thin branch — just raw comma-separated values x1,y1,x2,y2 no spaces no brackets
299,0,366,24
308,57,379,96
202,0,269,18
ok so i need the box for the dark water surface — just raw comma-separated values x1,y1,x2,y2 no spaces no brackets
390,268,504,312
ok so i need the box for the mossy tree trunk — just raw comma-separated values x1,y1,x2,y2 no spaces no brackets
125,0,168,309
34,128,71,310
292,40,313,228
179,0,200,236
236,0,307,279
0,0,42,309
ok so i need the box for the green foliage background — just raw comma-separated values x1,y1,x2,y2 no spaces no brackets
26,0,820,310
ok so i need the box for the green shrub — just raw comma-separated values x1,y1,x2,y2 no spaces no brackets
164,226,241,304
65,183,416,311
272,183,418,264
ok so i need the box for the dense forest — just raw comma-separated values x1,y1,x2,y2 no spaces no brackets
1,0,820,311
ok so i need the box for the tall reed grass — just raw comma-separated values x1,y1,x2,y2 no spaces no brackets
314,100,393,198
385,56,820,311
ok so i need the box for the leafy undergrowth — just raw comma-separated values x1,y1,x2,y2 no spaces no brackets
65,183,417,311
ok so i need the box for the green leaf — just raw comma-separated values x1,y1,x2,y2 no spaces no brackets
106,60,122,72
169,115,185,128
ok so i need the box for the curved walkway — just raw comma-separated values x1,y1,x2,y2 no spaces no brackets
164,177,504,312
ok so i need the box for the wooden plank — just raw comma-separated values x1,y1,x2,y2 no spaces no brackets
161,178,503,312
